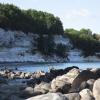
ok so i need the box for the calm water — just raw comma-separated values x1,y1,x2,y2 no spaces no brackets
0,62,100,72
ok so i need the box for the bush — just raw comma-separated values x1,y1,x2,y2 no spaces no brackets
0,3,64,35
36,34,55,55
56,44,68,58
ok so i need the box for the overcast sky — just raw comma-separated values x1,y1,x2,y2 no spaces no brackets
0,0,100,34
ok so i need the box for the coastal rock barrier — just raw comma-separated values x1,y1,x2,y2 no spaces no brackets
0,66,100,100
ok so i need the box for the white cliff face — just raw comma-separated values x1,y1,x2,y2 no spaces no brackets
0,28,99,62
54,35,72,48
68,49,100,62
0,28,15,46
0,28,44,62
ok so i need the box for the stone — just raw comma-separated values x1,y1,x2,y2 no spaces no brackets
26,93,68,100
93,78,100,100
34,82,51,94
20,73,25,78
65,93,81,100
87,79,95,91
79,81,88,91
70,70,95,92
80,89,94,100
51,77,71,93
64,68,80,84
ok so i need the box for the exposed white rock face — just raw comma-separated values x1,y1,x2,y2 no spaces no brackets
54,35,72,48
0,28,99,62
0,28,15,46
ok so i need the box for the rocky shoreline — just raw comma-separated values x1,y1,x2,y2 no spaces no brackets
0,66,100,100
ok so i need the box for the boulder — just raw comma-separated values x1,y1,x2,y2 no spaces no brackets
79,81,88,91
26,93,68,100
34,82,51,94
70,70,95,92
65,93,81,100
65,68,80,84
91,68,100,79
51,77,71,93
80,89,94,100
87,79,95,91
20,72,25,78
93,78,100,100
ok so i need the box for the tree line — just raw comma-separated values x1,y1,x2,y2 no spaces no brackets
0,3,64,35
0,3,100,58
65,28,100,57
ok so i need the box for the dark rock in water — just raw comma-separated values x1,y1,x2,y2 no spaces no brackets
70,70,95,92
50,69,64,76
64,66,79,72
27,66,79,86
91,68,100,79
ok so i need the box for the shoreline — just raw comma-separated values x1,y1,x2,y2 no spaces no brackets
0,66,100,100
0,61,100,65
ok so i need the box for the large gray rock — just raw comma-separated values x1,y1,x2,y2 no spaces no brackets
93,78,100,100
79,81,88,91
34,82,51,94
26,93,68,100
80,89,94,100
65,93,81,100
87,79,95,91
70,70,95,92
64,68,80,84
51,77,71,93
50,68,79,93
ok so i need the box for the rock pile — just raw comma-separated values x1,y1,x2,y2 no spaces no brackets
0,67,100,100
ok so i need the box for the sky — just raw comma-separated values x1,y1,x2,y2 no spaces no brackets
0,0,100,34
